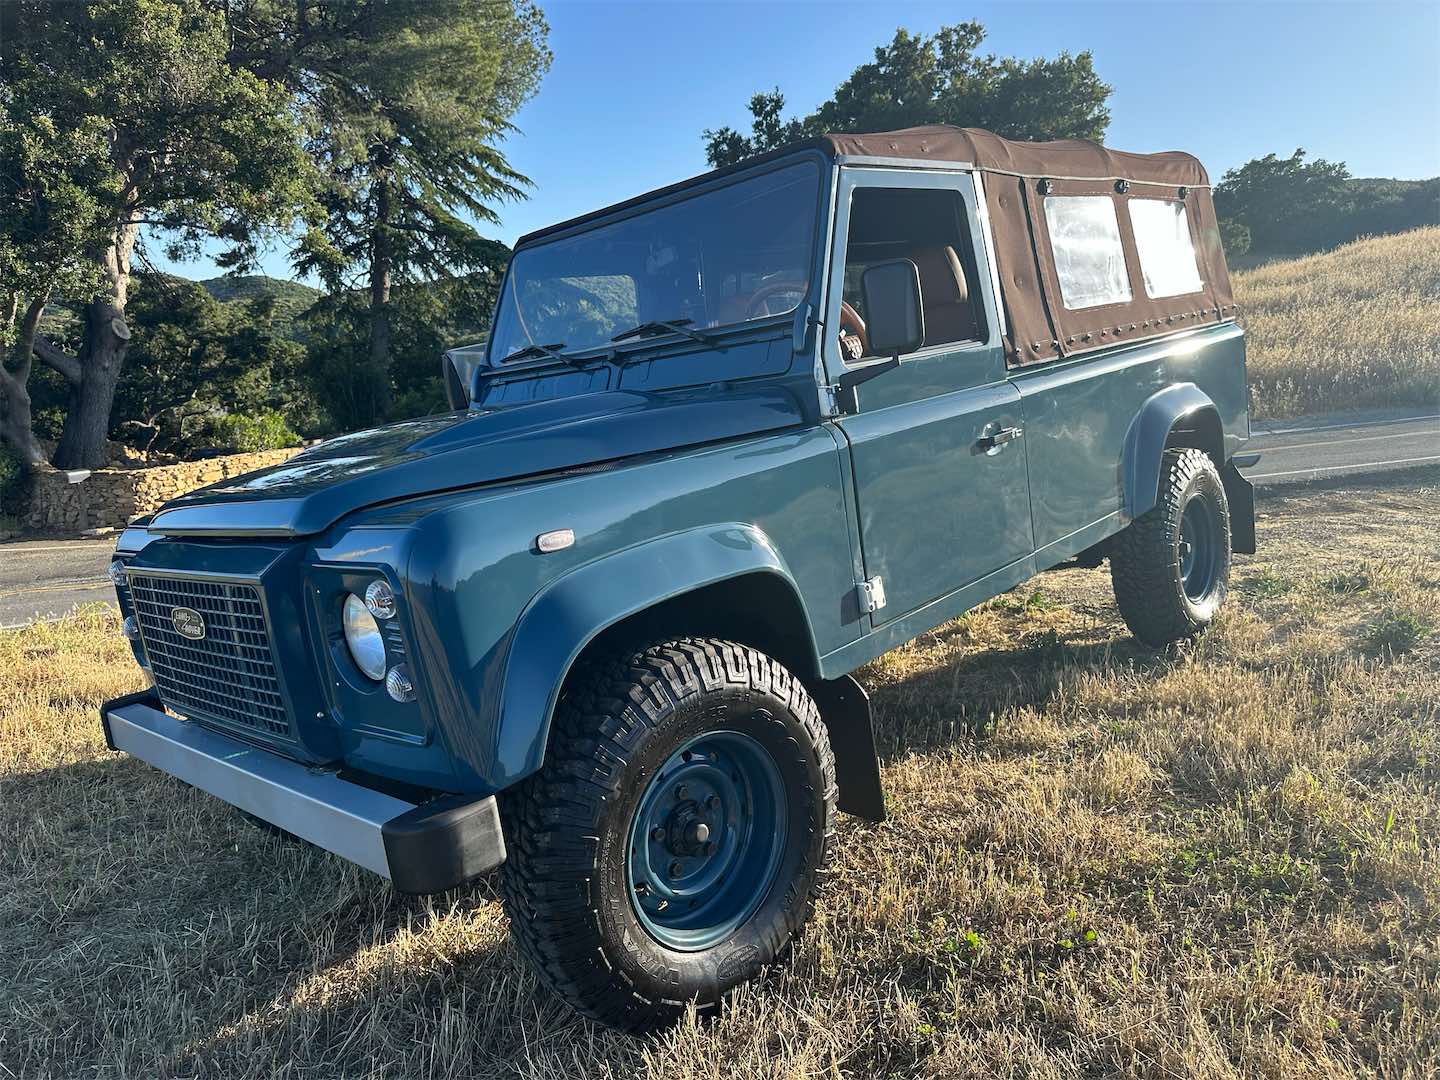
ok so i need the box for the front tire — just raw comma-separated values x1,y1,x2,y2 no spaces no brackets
1110,447,1231,646
500,639,836,1032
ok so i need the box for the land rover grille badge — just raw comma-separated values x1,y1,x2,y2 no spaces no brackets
172,607,206,640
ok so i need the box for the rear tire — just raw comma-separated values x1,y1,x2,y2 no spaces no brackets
499,638,836,1032
1110,448,1231,646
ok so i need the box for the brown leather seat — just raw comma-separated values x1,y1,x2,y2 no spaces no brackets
907,246,978,346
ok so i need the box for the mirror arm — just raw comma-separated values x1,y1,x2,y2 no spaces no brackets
834,356,900,414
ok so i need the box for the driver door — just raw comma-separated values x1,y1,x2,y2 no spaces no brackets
823,168,1035,627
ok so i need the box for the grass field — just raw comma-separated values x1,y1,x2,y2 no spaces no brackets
2,473,1438,1078
1234,227,1440,419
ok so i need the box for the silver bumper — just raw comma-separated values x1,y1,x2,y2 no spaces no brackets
102,694,505,892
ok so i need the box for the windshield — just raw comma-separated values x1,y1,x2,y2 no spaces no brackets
489,160,821,361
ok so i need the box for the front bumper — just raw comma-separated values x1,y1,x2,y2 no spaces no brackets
99,690,506,893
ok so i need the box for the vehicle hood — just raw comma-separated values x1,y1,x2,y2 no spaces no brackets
147,386,807,537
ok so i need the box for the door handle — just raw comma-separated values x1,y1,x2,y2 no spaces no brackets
977,426,1023,451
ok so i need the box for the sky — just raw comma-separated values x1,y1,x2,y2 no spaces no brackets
151,0,1440,283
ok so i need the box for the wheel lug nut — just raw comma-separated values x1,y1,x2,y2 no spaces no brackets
669,860,684,878
675,784,689,800
650,827,665,842
705,795,720,810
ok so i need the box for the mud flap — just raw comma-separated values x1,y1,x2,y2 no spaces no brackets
808,674,885,822
1222,461,1257,554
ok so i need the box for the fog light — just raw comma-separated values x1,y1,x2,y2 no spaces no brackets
109,560,127,586
385,664,416,703
123,615,140,641
364,579,396,620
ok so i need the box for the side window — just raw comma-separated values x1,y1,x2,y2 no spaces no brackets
1042,195,1132,309
1128,198,1204,298
840,187,982,360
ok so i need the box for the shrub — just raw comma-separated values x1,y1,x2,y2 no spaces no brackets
1359,609,1434,656
204,410,300,454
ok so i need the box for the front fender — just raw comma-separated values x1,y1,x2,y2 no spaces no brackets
1121,382,1222,520
491,523,818,788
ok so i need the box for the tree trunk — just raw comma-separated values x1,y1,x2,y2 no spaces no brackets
0,295,48,467
53,219,137,470
367,174,394,419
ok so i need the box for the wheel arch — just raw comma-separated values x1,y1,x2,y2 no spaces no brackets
1122,382,1224,521
492,524,823,787
493,524,886,822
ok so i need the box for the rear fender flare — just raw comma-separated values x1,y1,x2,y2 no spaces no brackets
492,524,821,787
1122,383,1223,520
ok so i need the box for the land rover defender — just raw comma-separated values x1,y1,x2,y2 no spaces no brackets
100,125,1255,1031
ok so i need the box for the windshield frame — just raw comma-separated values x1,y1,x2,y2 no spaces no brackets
484,149,835,369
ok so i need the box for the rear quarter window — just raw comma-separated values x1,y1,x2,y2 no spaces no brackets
1042,195,1132,309
1128,199,1204,298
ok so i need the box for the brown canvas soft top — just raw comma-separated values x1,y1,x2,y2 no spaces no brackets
821,125,1211,188
823,125,1234,367
516,124,1235,368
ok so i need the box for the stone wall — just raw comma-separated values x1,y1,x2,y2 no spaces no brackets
23,447,303,535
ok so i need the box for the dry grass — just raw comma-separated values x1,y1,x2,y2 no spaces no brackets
1234,226,1440,419
3,473,1439,1079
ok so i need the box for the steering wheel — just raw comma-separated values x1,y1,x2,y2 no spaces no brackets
839,300,869,358
744,281,809,319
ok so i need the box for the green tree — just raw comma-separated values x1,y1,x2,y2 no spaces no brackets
302,248,507,433
246,0,550,425
0,104,111,467
704,23,1112,168
110,274,307,456
1217,218,1252,258
1214,150,1353,254
1,0,313,470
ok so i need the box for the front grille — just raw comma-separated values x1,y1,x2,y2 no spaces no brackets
128,573,294,741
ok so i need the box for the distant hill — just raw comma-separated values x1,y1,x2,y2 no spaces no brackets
196,275,323,337
1234,226,1440,419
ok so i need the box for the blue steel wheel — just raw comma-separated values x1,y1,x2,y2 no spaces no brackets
1178,497,1221,601
627,730,788,951
499,639,837,1033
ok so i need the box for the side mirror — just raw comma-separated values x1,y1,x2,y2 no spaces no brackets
860,259,924,358
834,259,924,414
441,348,482,410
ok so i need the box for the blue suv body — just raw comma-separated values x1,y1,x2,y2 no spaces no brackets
101,126,1254,1030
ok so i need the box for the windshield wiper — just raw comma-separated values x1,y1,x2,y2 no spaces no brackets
502,341,590,369
611,318,714,346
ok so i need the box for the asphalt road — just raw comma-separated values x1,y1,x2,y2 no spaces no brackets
0,538,118,630
1247,409,1439,484
1,408,1435,629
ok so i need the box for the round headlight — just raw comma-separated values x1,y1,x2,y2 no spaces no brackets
108,560,127,586
343,593,386,681
364,579,396,620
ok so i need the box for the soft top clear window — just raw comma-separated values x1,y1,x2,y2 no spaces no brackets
1128,198,1204,298
490,161,821,362
1042,195,1132,310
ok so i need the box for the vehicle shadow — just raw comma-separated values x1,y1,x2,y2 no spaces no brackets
860,609,1178,762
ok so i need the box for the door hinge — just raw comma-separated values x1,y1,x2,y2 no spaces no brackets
855,576,886,615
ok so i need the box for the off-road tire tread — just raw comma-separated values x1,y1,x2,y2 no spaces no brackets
1110,447,1230,646
499,637,836,1032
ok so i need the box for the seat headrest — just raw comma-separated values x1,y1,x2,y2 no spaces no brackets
907,246,969,307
